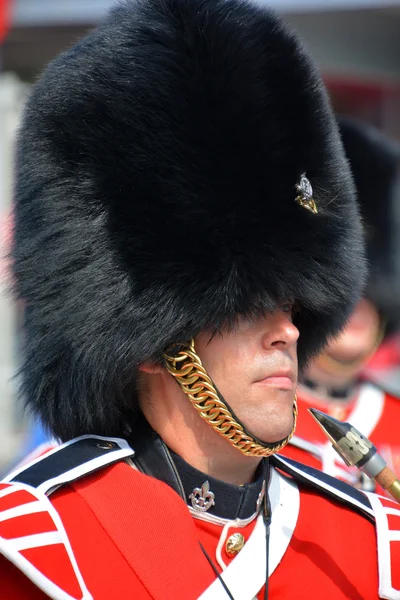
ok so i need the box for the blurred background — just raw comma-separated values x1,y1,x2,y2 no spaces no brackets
1,0,400,474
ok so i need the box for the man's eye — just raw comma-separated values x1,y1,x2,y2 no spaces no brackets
281,302,294,313
281,302,299,318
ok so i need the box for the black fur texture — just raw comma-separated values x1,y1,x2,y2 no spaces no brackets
339,117,400,330
13,0,366,440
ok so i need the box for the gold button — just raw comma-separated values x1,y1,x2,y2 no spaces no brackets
226,533,245,557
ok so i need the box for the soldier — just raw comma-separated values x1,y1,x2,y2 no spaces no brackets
283,118,400,493
1,1,399,599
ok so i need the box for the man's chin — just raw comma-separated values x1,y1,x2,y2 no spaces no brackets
242,418,295,446
230,395,295,445
327,352,365,365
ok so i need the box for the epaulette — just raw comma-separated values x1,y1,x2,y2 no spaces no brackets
0,435,134,600
3,434,134,494
272,454,374,519
273,454,400,600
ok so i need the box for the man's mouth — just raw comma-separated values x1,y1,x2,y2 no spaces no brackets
255,371,295,390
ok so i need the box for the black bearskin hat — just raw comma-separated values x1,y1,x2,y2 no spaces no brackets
339,117,400,331
13,0,366,440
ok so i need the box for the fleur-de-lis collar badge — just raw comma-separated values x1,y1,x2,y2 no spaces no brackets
295,173,318,214
189,481,216,513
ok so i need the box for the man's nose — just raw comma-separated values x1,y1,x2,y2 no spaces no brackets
261,309,300,351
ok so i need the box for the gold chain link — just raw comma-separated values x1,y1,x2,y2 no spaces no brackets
163,340,298,457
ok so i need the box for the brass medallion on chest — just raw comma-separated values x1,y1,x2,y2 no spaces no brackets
225,533,246,557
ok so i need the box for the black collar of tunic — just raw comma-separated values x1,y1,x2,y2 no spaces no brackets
129,414,267,521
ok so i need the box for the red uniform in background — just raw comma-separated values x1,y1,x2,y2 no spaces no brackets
0,0,13,44
283,382,400,494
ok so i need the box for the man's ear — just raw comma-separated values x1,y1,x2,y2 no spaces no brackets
138,361,165,374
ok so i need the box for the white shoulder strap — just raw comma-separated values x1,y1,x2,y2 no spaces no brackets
365,492,400,600
198,468,300,600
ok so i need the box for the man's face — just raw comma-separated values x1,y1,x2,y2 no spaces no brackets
307,298,381,388
325,298,381,365
195,305,299,444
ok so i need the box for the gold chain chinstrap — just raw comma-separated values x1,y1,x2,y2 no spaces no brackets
163,340,298,457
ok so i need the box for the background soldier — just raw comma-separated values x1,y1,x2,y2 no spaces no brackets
1,1,399,599
283,118,400,493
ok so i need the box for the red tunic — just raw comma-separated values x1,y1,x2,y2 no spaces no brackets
282,382,400,493
0,458,398,600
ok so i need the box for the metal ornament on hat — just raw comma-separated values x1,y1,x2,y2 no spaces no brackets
163,340,298,458
295,173,318,214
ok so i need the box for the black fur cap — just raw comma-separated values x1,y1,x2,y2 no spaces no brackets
13,0,366,440
339,117,400,329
